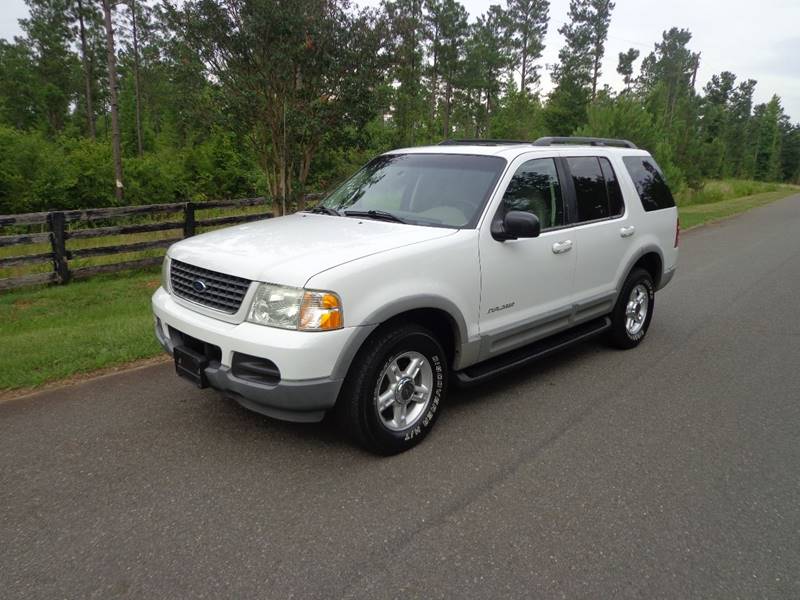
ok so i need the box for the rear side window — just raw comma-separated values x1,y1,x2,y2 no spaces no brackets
565,157,624,222
622,156,676,211
501,158,565,230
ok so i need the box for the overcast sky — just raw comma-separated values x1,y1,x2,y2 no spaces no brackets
2,0,799,120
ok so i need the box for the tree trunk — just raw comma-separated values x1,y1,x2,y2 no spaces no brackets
429,44,438,132
591,53,600,100
443,81,452,139
129,0,143,157
101,0,124,203
520,27,528,92
76,0,95,139
297,146,314,212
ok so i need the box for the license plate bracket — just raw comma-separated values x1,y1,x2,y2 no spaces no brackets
174,345,209,388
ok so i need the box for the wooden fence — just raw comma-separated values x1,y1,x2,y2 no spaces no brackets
0,196,319,291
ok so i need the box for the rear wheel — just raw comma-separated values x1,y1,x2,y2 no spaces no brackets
608,268,655,349
337,323,447,455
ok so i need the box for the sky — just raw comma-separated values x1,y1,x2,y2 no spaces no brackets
1,0,799,121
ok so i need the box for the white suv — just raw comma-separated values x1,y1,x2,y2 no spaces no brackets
152,137,679,454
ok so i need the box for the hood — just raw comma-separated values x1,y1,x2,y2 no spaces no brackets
168,212,456,287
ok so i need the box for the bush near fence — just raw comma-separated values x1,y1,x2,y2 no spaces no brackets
0,195,322,291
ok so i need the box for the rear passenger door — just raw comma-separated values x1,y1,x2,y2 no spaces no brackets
561,155,638,320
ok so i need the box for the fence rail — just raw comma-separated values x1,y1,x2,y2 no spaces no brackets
0,195,322,291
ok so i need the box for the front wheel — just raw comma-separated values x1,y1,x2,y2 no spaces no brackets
337,323,448,455
608,268,655,349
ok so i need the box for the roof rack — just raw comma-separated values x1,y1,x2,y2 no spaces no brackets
438,139,530,146
532,136,637,149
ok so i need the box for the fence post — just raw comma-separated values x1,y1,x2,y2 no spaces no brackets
48,211,71,284
183,202,195,238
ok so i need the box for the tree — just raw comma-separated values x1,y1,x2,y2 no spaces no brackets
127,0,144,156
752,95,784,181
69,0,97,138
384,0,427,146
20,0,78,135
544,0,600,134
639,28,700,128
175,0,385,214
616,47,638,91
587,0,613,100
101,0,124,202
453,6,511,137
505,0,548,92
0,40,42,130
427,0,469,138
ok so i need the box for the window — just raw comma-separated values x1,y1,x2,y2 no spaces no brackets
599,157,625,217
321,153,506,228
622,156,676,212
566,157,608,222
501,158,564,229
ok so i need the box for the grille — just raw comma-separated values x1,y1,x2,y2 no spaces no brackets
170,259,251,314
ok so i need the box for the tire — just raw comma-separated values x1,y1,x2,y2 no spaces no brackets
336,323,448,455
608,268,655,349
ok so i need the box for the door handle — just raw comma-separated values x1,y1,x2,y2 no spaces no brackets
620,225,636,238
552,240,573,254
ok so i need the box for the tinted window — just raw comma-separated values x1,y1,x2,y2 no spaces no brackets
501,158,564,229
321,153,506,228
599,157,625,217
566,157,608,221
622,156,676,211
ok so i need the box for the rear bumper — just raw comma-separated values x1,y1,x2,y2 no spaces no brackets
658,265,677,290
152,287,373,423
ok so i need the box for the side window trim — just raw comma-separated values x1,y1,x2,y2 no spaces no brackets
554,157,575,226
598,156,626,218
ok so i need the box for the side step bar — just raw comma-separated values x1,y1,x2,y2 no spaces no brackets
455,316,611,386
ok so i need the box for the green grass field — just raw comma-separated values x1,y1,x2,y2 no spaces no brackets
0,268,162,391
675,180,799,229
1,180,798,393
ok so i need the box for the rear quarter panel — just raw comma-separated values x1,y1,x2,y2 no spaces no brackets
610,153,679,287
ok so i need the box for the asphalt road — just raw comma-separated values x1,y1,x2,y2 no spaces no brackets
2,196,800,599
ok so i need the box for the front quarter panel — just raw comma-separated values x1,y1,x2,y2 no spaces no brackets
305,229,481,369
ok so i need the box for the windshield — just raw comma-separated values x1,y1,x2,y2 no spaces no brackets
319,153,506,228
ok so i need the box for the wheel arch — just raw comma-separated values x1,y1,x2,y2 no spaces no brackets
619,246,664,293
331,297,469,381
632,250,663,289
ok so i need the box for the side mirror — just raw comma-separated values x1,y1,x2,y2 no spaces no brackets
491,210,541,241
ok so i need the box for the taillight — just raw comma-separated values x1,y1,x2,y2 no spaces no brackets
675,216,680,247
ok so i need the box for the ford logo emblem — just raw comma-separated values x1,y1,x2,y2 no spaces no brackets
192,279,208,293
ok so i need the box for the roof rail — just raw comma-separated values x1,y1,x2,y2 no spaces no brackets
438,139,530,146
532,136,637,149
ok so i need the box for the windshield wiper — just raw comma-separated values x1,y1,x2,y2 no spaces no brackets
307,205,340,216
343,210,407,224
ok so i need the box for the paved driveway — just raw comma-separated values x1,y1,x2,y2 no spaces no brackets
2,195,799,598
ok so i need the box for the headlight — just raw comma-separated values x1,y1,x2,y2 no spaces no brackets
162,255,171,292
247,283,343,331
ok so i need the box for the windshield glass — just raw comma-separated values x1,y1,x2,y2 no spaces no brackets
319,153,506,228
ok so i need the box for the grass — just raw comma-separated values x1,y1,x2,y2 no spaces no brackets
675,180,800,229
0,180,798,393
0,268,163,391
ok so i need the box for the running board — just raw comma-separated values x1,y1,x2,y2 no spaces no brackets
455,316,611,386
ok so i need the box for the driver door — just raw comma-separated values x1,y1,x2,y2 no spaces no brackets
478,156,577,359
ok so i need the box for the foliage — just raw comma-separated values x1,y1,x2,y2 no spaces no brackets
0,0,798,214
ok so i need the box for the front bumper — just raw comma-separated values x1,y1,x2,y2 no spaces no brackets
152,287,371,423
